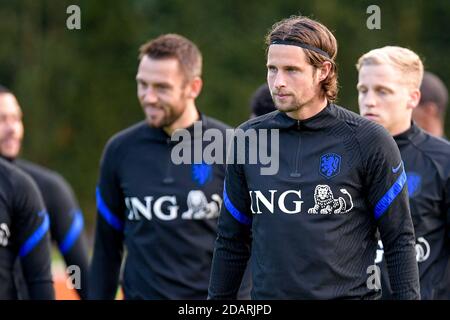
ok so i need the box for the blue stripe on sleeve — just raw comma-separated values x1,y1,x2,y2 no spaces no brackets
19,211,50,258
59,209,84,255
374,169,407,220
96,187,124,232
223,184,252,225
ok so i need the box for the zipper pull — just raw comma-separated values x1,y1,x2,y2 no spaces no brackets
163,137,175,184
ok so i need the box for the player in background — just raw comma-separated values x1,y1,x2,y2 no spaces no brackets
0,85,89,299
89,34,250,299
0,156,54,299
249,83,276,118
357,46,450,299
412,71,448,138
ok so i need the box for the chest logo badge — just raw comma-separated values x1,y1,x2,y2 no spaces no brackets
319,153,341,179
192,162,212,186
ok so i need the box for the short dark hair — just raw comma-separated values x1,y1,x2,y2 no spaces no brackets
250,84,276,117
266,16,339,102
139,34,202,81
0,85,12,95
419,71,448,118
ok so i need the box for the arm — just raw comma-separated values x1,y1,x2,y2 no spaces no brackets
208,135,253,300
13,173,54,300
88,141,125,300
45,176,89,300
445,170,450,241
363,125,420,300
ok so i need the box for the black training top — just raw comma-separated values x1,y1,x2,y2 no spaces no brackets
89,115,251,299
0,157,54,299
376,123,450,299
208,103,420,300
13,159,89,299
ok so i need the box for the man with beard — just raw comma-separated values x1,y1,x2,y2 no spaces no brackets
89,34,250,299
0,85,89,299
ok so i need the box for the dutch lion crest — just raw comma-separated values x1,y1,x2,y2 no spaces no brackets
319,153,341,179
308,185,353,215
181,190,221,220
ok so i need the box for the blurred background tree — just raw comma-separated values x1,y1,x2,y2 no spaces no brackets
1,0,449,237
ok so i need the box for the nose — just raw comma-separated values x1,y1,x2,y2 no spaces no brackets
361,90,376,109
141,87,158,104
4,118,16,132
273,71,287,90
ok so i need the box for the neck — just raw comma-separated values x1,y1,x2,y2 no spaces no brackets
286,95,328,120
163,101,199,135
390,120,412,136
0,154,16,163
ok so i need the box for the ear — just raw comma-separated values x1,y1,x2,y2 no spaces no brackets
406,88,421,110
317,61,332,82
186,77,203,99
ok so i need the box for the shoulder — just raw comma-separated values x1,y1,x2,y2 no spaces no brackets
416,132,450,157
105,121,149,150
334,105,395,147
201,114,231,132
100,121,153,166
415,132,450,175
0,158,39,196
237,110,280,131
15,159,72,194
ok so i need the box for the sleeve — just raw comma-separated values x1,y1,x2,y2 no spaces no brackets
208,133,253,300
45,175,89,300
88,140,125,300
445,168,450,241
13,172,54,300
362,125,420,300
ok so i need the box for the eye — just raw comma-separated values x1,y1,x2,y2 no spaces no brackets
267,66,277,73
137,80,147,89
357,87,367,94
155,84,170,92
286,67,298,73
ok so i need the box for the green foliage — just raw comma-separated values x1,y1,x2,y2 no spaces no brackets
1,0,449,232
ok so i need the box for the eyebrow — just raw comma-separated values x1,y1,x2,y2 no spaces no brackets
266,64,301,70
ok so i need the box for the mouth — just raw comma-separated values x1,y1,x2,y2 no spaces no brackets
363,113,379,120
0,138,21,153
144,105,164,116
274,93,292,99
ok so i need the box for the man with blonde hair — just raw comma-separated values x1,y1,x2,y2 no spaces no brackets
357,46,450,299
208,17,419,300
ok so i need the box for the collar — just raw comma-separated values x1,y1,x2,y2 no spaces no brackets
267,103,338,130
393,122,426,147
